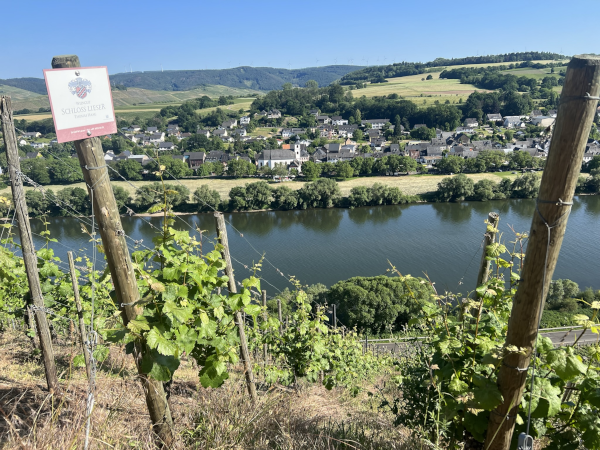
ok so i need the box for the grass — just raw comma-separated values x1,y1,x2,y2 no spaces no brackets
20,172,520,201
353,59,567,105
0,330,417,449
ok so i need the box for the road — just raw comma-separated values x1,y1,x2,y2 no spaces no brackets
368,328,598,354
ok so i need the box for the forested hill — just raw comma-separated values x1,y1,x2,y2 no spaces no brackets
1,65,363,95
339,51,568,85
109,65,363,91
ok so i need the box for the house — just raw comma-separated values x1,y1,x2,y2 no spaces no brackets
232,128,247,137
331,116,348,126
205,151,225,163
184,152,206,169
22,131,41,139
281,129,295,138
386,143,401,153
367,129,382,138
408,149,420,160
149,132,165,144
104,150,115,161
337,125,357,138
317,115,331,124
456,127,474,134
311,148,327,162
197,129,211,138
158,142,176,151
531,110,544,118
421,155,442,167
256,149,296,169
239,116,251,125
370,138,386,150
548,110,557,118
25,151,43,159
487,113,503,122
426,146,444,156
318,125,335,139
128,155,150,165
531,116,555,128
166,125,179,133
267,109,281,119
180,132,192,139
213,128,228,137
464,118,479,128
113,150,132,161
31,142,48,149
146,126,158,134
309,109,320,116
361,119,390,130
504,116,524,128
222,119,237,129
456,134,471,144
127,125,141,133
413,123,427,130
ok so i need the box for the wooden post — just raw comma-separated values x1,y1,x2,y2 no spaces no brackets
332,304,337,330
262,290,268,363
50,54,174,447
0,96,59,393
476,212,500,288
214,212,257,403
277,299,283,334
68,252,92,382
485,55,600,450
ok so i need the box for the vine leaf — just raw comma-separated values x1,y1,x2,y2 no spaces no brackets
527,377,562,418
141,349,180,381
547,348,587,381
464,411,488,443
448,376,469,396
147,328,178,356
472,376,503,410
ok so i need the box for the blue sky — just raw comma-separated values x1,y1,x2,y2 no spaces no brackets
1,0,598,79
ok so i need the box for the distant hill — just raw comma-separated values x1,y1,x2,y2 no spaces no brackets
339,52,568,84
0,65,363,96
109,65,363,91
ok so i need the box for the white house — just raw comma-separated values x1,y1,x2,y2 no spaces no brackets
361,119,390,130
487,113,503,122
267,109,281,119
127,125,141,133
464,118,478,128
197,129,211,138
240,116,251,125
104,150,116,161
213,128,228,137
257,149,295,169
158,141,176,151
149,132,165,144
531,116,555,128
504,116,525,128
31,142,48,149
222,119,237,129
331,116,348,126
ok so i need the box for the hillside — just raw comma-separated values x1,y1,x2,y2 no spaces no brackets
0,65,363,97
109,65,363,91
340,51,567,85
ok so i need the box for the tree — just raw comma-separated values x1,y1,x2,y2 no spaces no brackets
147,156,193,180
353,129,364,142
272,186,298,210
244,181,273,210
270,164,288,177
426,74,433,80
546,279,580,311
226,159,256,178
436,155,466,174
504,129,515,142
228,186,247,210
509,151,534,169
335,161,354,179
510,172,540,198
57,187,92,215
472,179,498,201
348,186,372,207
325,276,434,334
304,80,318,89
25,190,50,216
298,178,341,208
410,126,436,140
393,115,402,137
113,186,131,212
49,158,84,184
114,159,143,181
135,182,190,210
22,159,51,185
436,174,475,202
193,185,221,212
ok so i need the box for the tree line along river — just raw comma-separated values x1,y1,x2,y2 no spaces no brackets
18,195,600,294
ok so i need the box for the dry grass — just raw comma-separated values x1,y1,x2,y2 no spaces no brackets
0,331,418,449
21,173,518,201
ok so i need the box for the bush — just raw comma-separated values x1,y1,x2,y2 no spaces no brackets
135,182,190,211
510,172,540,198
298,178,341,209
193,185,221,212
272,186,298,210
325,275,434,334
229,181,273,211
436,174,475,202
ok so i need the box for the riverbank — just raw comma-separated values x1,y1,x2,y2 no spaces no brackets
15,172,520,198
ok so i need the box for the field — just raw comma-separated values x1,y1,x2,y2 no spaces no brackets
19,172,520,202
353,60,567,105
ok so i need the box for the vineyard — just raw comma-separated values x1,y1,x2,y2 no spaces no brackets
1,55,600,450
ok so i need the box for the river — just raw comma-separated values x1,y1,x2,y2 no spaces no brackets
17,196,600,294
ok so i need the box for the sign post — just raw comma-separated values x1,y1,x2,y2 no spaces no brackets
43,66,116,143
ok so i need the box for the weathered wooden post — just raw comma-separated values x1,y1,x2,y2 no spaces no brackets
277,298,283,334
0,96,59,393
476,212,500,289
68,251,92,382
332,304,337,330
214,212,257,403
485,55,600,450
262,290,268,363
50,55,174,447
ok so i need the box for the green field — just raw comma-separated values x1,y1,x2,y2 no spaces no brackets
352,60,567,105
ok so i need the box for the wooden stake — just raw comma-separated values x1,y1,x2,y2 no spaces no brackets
332,304,337,330
68,251,92,382
485,54,600,450
51,55,174,447
0,96,59,393
262,290,268,363
476,212,500,289
277,298,283,335
214,212,257,403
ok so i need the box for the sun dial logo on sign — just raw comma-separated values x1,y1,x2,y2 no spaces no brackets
68,75,92,99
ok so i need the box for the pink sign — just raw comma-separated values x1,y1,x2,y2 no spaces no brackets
43,66,117,143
